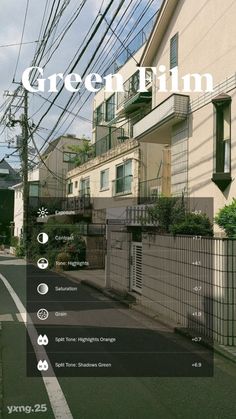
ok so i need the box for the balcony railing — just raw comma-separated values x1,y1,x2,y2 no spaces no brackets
79,187,90,197
95,119,133,157
139,178,162,204
126,205,158,226
61,196,91,212
112,175,133,196
117,70,152,110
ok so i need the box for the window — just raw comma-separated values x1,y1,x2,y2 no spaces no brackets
212,94,232,190
63,152,77,162
114,160,132,195
100,169,109,190
170,33,178,70
68,182,73,194
80,177,90,196
75,181,78,188
29,182,39,197
130,71,139,94
105,94,115,122
93,103,104,127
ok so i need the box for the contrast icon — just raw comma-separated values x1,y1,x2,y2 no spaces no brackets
37,308,49,321
37,283,49,295
37,207,49,218
37,258,48,270
37,232,49,244
37,360,49,371
37,334,49,346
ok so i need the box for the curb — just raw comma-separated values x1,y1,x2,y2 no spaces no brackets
62,273,236,365
176,326,236,364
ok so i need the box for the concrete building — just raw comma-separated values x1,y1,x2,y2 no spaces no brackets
0,159,21,244
66,15,170,215
103,0,236,346
12,135,84,237
133,0,236,217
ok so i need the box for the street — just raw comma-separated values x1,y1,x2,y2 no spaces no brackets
0,255,236,419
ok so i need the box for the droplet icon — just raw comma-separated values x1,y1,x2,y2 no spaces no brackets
37,360,49,371
37,334,49,346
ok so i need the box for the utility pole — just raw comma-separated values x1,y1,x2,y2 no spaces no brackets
21,88,29,247
5,87,29,249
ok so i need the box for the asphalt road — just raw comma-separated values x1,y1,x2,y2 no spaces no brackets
0,255,236,419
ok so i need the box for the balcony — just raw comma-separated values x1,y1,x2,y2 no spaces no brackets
133,94,189,143
112,175,133,196
94,120,133,157
117,70,152,114
79,187,90,197
61,196,91,212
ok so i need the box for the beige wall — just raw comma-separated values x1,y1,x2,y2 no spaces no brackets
13,185,23,237
38,136,84,198
67,140,140,208
140,0,236,215
150,0,236,105
188,89,236,215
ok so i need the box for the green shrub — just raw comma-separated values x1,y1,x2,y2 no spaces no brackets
148,196,186,233
11,236,19,247
15,242,25,257
214,198,236,237
57,252,71,270
171,212,213,237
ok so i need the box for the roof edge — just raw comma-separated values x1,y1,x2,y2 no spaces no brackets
139,0,179,66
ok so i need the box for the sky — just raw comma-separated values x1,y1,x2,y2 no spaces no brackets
0,0,161,167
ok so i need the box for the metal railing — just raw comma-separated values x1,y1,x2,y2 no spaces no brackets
117,69,152,109
61,196,91,211
112,175,133,196
79,187,90,197
126,205,158,226
95,119,133,157
141,235,236,346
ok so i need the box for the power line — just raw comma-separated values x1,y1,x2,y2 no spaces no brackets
29,0,148,128
49,1,158,138
29,0,117,159
13,0,30,82
0,40,38,48
52,11,158,139
41,0,88,67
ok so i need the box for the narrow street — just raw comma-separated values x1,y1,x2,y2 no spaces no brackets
1,255,236,419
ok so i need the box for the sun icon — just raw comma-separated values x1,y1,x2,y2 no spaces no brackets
37,207,49,218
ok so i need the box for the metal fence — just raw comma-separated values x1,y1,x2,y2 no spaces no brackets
141,234,236,346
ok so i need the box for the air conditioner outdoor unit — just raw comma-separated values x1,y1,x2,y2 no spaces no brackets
150,186,161,197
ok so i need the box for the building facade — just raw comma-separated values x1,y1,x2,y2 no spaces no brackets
0,159,21,244
66,16,170,214
133,0,236,219
13,135,84,237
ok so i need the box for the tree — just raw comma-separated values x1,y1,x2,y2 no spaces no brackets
69,138,95,166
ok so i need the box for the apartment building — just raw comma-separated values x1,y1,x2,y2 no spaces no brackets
0,159,21,244
132,0,236,217
13,134,84,237
66,15,170,215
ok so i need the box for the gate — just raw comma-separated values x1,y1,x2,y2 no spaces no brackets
130,242,143,294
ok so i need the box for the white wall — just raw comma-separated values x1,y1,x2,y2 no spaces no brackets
13,185,23,237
